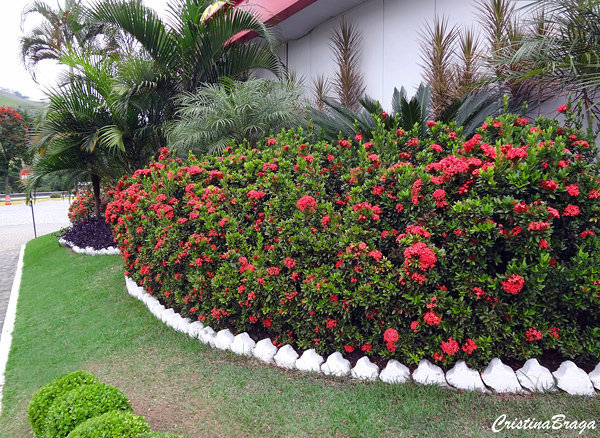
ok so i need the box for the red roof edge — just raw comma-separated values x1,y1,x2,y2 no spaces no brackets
235,0,319,26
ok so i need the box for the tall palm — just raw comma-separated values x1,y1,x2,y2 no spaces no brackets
88,0,282,126
29,49,160,217
20,0,112,80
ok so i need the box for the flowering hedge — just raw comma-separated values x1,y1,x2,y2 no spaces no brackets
106,106,600,367
69,187,113,223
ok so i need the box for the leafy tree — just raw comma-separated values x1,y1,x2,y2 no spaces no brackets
0,107,28,195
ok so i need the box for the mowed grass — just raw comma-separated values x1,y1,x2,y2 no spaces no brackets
1,234,599,438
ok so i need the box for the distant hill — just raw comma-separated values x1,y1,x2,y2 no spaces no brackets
0,89,45,120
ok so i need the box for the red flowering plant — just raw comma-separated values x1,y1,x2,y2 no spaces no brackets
107,107,600,368
68,185,114,223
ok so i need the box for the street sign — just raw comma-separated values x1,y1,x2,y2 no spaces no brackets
19,168,32,186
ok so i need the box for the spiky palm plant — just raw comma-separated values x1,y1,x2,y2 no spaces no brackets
168,78,308,156
330,18,365,112
419,16,460,119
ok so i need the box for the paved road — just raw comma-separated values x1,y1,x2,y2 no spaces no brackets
0,199,71,337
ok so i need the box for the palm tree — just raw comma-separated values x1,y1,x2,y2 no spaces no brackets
88,0,283,127
493,0,600,120
168,77,307,155
20,0,113,80
29,49,160,217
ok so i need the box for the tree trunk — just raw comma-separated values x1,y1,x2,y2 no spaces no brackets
4,172,9,196
91,173,101,220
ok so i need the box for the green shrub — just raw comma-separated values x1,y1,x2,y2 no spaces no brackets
107,103,600,368
43,383,132,438
50,193,62,198
66,410,151,438
28,371,99,438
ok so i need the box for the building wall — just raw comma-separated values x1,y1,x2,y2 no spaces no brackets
262,0,543,112
281,0,479,109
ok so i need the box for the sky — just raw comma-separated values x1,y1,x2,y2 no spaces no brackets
0,0,170,101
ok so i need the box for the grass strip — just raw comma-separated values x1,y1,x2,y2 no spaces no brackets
0,234,599,438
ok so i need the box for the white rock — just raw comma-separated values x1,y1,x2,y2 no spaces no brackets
446,361,487,392
166,312,183,329
176,317,192,334
516,359,556,393
149,304,165,318
188,321,205,338
125,276,137,293
351,357,379,381
134,287,145,299
273,344,299,369
413,359,447,386
214,329,235,350
589,363,600,391
144,295,159,307
482,358,523,393
552,361,596,396
379,359,411,384
230,333,256,356
295,349,324,373
198,326,216,345
160,308,174,323
253,338,278,364
321,352,351,377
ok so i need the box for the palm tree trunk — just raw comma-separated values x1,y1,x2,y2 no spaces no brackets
91,173,101,219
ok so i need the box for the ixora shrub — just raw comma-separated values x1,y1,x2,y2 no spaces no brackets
28,371,99,438
69,187,114,224
43,383,132,438
67,410,151,438
107,105,600,368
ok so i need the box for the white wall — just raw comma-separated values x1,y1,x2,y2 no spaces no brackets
279,0,502,109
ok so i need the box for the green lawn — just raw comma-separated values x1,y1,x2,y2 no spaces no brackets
1,234,598,438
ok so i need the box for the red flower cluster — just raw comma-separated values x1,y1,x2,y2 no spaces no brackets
296,195,317,212
502,274,525,295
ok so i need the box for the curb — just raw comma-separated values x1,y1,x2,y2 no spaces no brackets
124,276,600,396
0,244,26,416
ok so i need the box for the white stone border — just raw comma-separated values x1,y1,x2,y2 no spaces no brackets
123,276,599,396
59,237,121,256
0,244,26,416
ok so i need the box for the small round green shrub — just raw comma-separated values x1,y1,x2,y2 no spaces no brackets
28,371,99,438
43,383,132,438
66,410,151,438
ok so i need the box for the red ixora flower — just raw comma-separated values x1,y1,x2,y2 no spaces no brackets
502,274,525,295
383,328,399,343
440,338,459,355
564,204,581,216
557,104,568,113
297,195,317,212
566,184,580,197
525,328,543,341
423,311,441,326
462,339,477,354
